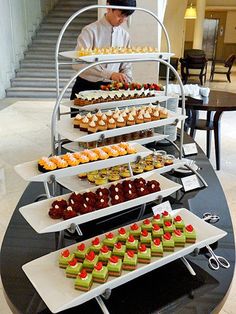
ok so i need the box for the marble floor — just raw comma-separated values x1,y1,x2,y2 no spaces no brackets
0,69,236,313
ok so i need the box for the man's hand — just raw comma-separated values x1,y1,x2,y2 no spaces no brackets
111,72,128,83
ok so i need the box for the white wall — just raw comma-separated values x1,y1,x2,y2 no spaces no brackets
224,11,236,43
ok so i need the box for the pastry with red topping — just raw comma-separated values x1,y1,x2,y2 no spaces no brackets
125,235,139,251
162,210,172,222
113,242,126,257
65,258,83,278
62,206,78,220
74,243,90,262
152,224,164,238
163,221,176,233
90,237,103,253
162,232,175,251
173,229,186,247
140,229,152,246
151,238,163,257
129,223,141,238
117,227,129,242
107,256,123,276
75,269,93,291
58,249,75,268
173,215,185,230
83,251,99,272
92,261,109,283
123,250,138,270
137,244,151,264
184,225,196,243
141,218,153,231
103,232,117,248
147,180,160,193
98,245,112,265
152,213,164,227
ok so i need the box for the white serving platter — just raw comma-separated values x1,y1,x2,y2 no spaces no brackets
22,208,227,313
57,111,186,143
19,172,181,234
62,133,169,152
59,51,174,63
56,159,187,192
14,143,150,183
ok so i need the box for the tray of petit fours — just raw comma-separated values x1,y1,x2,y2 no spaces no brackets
14,143,150,182
19,173,181,234
22,208,227,313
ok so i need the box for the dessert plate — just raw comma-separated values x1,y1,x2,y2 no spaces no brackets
19,172,181,234
14,143,151,182
57,111,187,143
22,208,227,313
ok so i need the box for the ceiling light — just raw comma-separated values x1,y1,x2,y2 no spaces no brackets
184,3,197,19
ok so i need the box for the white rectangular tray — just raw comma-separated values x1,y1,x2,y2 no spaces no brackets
19,172,181,234
22,208,227,313
14,143,150,183
59,51,174,63
56,159,186,192
57,111,186,143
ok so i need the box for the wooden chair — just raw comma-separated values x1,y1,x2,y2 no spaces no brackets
210,54,236,82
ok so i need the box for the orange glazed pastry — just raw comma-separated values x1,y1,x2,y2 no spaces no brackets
77,153,90,163
55,158,68,169
126,143,137,154
38,157,50,166
159,108,168,119
116,116,126,128
74,114,82,128
80,116,89,131
93,148,109,160
88,121,98,133
108,118,116,129
62,153,74,161
83,149,99,161
112,145,127,156
127,114,135,126
43,161,57,171
66,156,80,166
98,120,107,132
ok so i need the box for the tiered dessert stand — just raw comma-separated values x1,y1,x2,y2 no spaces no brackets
14,4,220,314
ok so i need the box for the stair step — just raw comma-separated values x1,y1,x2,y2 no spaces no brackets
56,0,97,7
32,37,75,45
40,23,83,31
36,29,79,38
28,44,75,51
49,10,97,17
6,87,71,98
16,68,75,78
43,16,96,24
20,60,73,70
24,53,68,61
11,77,73,88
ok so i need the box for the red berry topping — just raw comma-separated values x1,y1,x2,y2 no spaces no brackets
153,238,161,246
162,211,169,217
79,269,87,279
94,262,103,271
106,232,114,239
153,224,160,231
141,230,148,237
174,230,182,236
174,215,182,222
143,218,150,225
92,237,100,246
86,251,95,261
109,256,119,264
186,225,194,232
77,243,85,251
153,214,160,219
128,235,135,243
139,244,147,252
100,245,109,253
127,250,134,258
61,249,70,258
115,242,122,249
164,221,172,227
118,227,126,235
131,223,139,231
68,258,78,267
164,233,171,240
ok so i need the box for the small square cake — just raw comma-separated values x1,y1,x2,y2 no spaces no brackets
59,249,75,268
162,232,175,252
141,218,153,232
92,262,109,283
113,242,126,257
123,251,138,270
173,229,186,247
174,215,185,230
107,256,122,276
98,245,112,264
151,238,163,257
140,230,152,246
184,225,196,243
152,224,164,238
162,211,172,222
83,251,99,272
137,244,151,264
152,214,163,227
90,237,103,253
75,270,93,291
65,258,83,278
126,235,139,251
103,232,117,248
163,221,176,233
129,223,142,238
74,243,90,262
117,227,129,242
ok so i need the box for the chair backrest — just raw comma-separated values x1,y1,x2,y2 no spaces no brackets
224,54,236,68
183,49,207,69
184,49,205,58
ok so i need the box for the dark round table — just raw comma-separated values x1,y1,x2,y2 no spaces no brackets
1,135,235,314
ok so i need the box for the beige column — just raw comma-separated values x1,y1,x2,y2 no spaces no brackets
193,0,206,49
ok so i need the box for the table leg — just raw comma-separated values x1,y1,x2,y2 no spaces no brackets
213,111,223,171
206,111,213,158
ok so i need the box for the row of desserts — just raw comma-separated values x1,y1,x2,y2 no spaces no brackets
38,142,136,173
100,82,163,91
73,105,168,133
59,214,196,291
77,46,158,57
49,178,161,220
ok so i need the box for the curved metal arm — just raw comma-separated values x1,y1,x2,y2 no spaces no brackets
51,57,185,158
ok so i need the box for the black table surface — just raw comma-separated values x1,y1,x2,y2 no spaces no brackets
1,135,235,314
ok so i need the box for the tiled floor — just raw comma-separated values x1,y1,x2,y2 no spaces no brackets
0,68,236,313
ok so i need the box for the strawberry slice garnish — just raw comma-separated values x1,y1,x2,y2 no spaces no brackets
109,256,119,264
174,230,182,236
174,215,182,222
141,230,148,237
79,269,87,279
131,223,139,231
162,211,169,217
128,235,135,243
86,251,95,261
143,218,150,225
153,224,160,231
139,244,147,252
92,237,100,246
119,227,126,235
106,232,114,239
153,238,161,246
94,262,103,271
115,242,122,249
61,249,70,258
68,258,78,267
164,221,172,227
186,225,194,232
77,243,85,251
153,214,160,219
127,250,134,258
163,233,171,240
100,245,109,253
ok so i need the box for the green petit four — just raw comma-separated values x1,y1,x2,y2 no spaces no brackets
58,249,75,268
75,270,93,291
173,229,186,247
90,237,103,253
103,232,117,248
113,242,126,257
152,214,163,227
162,211,172,222
163,221,176,233
74,243,90,262
174,215,185,230
140,230,152,246
152,224,164,238
126,235,139,251
184,225,196,243
117,227,129,242
123,251,138,270
83,251,99,272
92,262,108,283
98,245,112,264
129,223,142,238
65,258,83,278
162,233,175,251
107,256,123,276
151,238,163,256
141,218,153,231
137,244,151,263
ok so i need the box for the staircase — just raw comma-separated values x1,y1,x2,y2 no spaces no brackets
6,0,97,98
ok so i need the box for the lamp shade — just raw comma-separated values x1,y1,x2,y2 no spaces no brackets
184,5,197,19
